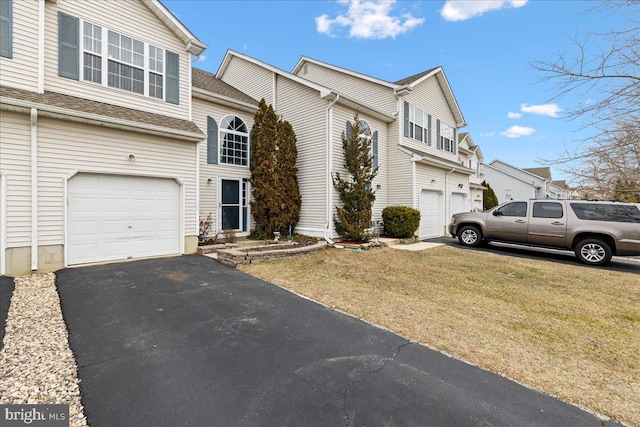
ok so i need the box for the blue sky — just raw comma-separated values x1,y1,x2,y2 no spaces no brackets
164,0,623,181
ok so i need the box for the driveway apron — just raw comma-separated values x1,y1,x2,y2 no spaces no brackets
56,255,620,427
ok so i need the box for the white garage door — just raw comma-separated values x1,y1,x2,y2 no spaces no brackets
450,193,468,219
68,174,180,265
419,190,443,238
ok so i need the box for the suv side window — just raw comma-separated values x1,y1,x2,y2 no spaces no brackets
495,202,527,217
533,202,563,219
570,203,640,223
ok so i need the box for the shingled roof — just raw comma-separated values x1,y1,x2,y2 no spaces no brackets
0,85,203,137
394,67,440,86
523,167,552,180
192,68,257,105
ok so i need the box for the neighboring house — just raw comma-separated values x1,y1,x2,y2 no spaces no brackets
481,160,570,204
0,0,206,275
191,68,258,237
457,133,485,211
291,56,478,238
216,50,396,238
222,53,475,239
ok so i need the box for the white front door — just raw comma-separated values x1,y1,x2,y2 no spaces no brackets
419,190,443,238
67,174,181,265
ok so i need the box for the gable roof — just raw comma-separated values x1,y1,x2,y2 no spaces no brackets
0,85,203,141
293,56,401,89
293,57,466,127
217,51,395,123
489,160,554,182
394,67,440,86
192,67,257,109
523,167,552,180
144,0,206,55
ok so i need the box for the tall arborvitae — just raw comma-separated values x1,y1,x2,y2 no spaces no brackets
275,119,301,232
333,114,378,242
482,180,499,209
250,99,301,238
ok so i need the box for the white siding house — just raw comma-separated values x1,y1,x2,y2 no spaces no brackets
481,160,569,204
216,50,395,238
0,0,206,275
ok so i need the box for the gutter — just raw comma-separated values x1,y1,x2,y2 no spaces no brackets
0,97,204,143
325,94,340,237
192,88,257,113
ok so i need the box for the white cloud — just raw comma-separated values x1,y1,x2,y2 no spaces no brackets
500,125,536,138
316,0,424,39
520,103,561,118
479,132,496,137
441,1,527,22
507,112,522,119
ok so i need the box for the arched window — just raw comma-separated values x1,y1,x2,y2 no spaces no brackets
358,119,372,140
220,115,249,166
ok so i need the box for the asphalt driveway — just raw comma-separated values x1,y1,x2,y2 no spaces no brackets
56,255,621,427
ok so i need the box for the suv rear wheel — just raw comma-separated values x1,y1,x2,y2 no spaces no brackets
575,239,613,266
458,225,483,247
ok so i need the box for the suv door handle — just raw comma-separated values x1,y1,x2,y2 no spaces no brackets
515,220,526,224
551,221,564,225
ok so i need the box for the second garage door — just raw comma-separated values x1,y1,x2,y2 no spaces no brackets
450,192,468,219
67,174,181,266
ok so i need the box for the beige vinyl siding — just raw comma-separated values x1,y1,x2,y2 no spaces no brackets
402,76,460,165
386,109,414,208
43,0,191,119
192,97,254,232
276,76,327,234
0,111,32,247
0,0,39,92
332,105,388,233
36,118,197,245
221,57,274,106
299,62,396,116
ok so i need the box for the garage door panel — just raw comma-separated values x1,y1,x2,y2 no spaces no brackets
68,174,180,265
419,190,443,238
450,193,467,217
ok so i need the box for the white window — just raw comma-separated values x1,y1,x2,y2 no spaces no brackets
107,30,144,94
220,116,249,166
148,45,164,99
358,119,372,140
440,121,455,154
82,22,101,83
404,102,431,144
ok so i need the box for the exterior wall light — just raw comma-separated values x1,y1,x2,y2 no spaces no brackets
128,154,136,161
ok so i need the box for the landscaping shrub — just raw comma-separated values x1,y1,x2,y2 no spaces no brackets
382,206,420,238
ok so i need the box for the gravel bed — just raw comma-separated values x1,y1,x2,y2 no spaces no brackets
0,273,88,427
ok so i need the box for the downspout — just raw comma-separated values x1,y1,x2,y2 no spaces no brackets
37,0,45,93
30,108,38,271
445,167,457,236
195,141,200,243
325,94,339,239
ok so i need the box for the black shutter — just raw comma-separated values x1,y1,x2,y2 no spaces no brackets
372,131,378,170
436,119,441,150
58,12,79,80
166,50,180,104
427,114,432,146
207,116,218,164
346,121,352,139
403,101,410,137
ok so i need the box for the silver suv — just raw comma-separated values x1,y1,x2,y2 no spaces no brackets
449,200,640,266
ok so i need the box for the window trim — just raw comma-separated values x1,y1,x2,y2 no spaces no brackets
404,101,431,145
219,115,250,167
0,0,13,58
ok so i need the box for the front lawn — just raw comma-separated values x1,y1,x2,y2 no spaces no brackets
240,245,640,426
